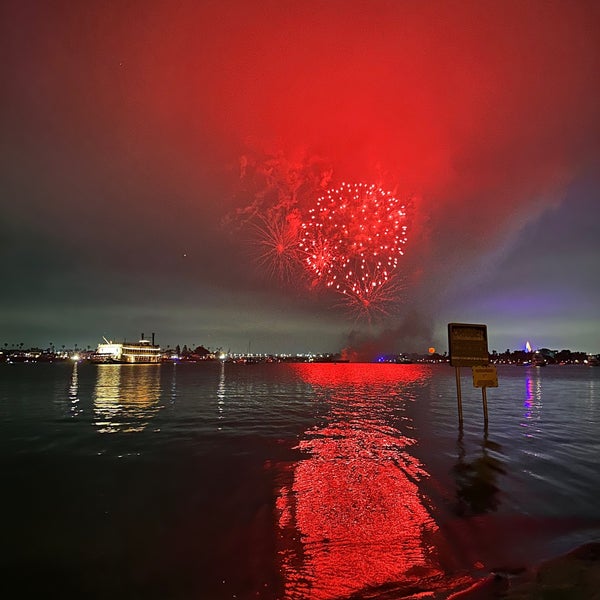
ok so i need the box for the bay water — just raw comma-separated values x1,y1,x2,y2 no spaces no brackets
1,361,599,598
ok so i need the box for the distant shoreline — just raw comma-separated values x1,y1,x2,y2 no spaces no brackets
2,346,599,366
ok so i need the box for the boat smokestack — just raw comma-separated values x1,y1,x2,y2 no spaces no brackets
141,332,144,340
152,332,155,346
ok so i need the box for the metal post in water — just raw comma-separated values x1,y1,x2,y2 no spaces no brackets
455,366,463,428
482,387,489,430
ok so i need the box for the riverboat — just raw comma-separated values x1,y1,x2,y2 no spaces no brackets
91,334,162,364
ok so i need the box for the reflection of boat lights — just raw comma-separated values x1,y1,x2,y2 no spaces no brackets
278,363,441,599
93,365,162,433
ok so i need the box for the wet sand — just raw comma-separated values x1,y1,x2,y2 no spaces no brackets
451,542,600,599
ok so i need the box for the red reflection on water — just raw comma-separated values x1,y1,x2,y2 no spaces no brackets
293,362,430,386
277,363,442,599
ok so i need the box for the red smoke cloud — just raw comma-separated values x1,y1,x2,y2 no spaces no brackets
10,1,598,247
37,2,593,195
4,1,599,349
190,1,599,292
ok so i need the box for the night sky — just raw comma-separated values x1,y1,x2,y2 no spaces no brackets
2,0,599,356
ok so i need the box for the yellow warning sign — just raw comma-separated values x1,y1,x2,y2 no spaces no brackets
472,365,498,388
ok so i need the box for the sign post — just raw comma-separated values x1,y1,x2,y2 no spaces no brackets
454,365,463,427
448,323,494,429
472,365,498,428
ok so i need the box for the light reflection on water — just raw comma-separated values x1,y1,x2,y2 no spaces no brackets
274,364,600,598
522,369,543,438
278,364,446,599
1,362,599,598
93,364,162,433
217,361,226,428
68,362,82,417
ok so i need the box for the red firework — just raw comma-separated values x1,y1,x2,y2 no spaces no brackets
299,182,408,312
250,212,303,283
335,274,406,323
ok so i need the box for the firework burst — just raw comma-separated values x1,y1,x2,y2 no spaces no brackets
300,182,409,314
250,211,303,284
335,273,406,323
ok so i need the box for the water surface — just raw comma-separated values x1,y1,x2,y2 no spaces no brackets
1,362,599,598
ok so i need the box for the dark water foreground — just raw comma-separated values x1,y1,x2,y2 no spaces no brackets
1,362,599,598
